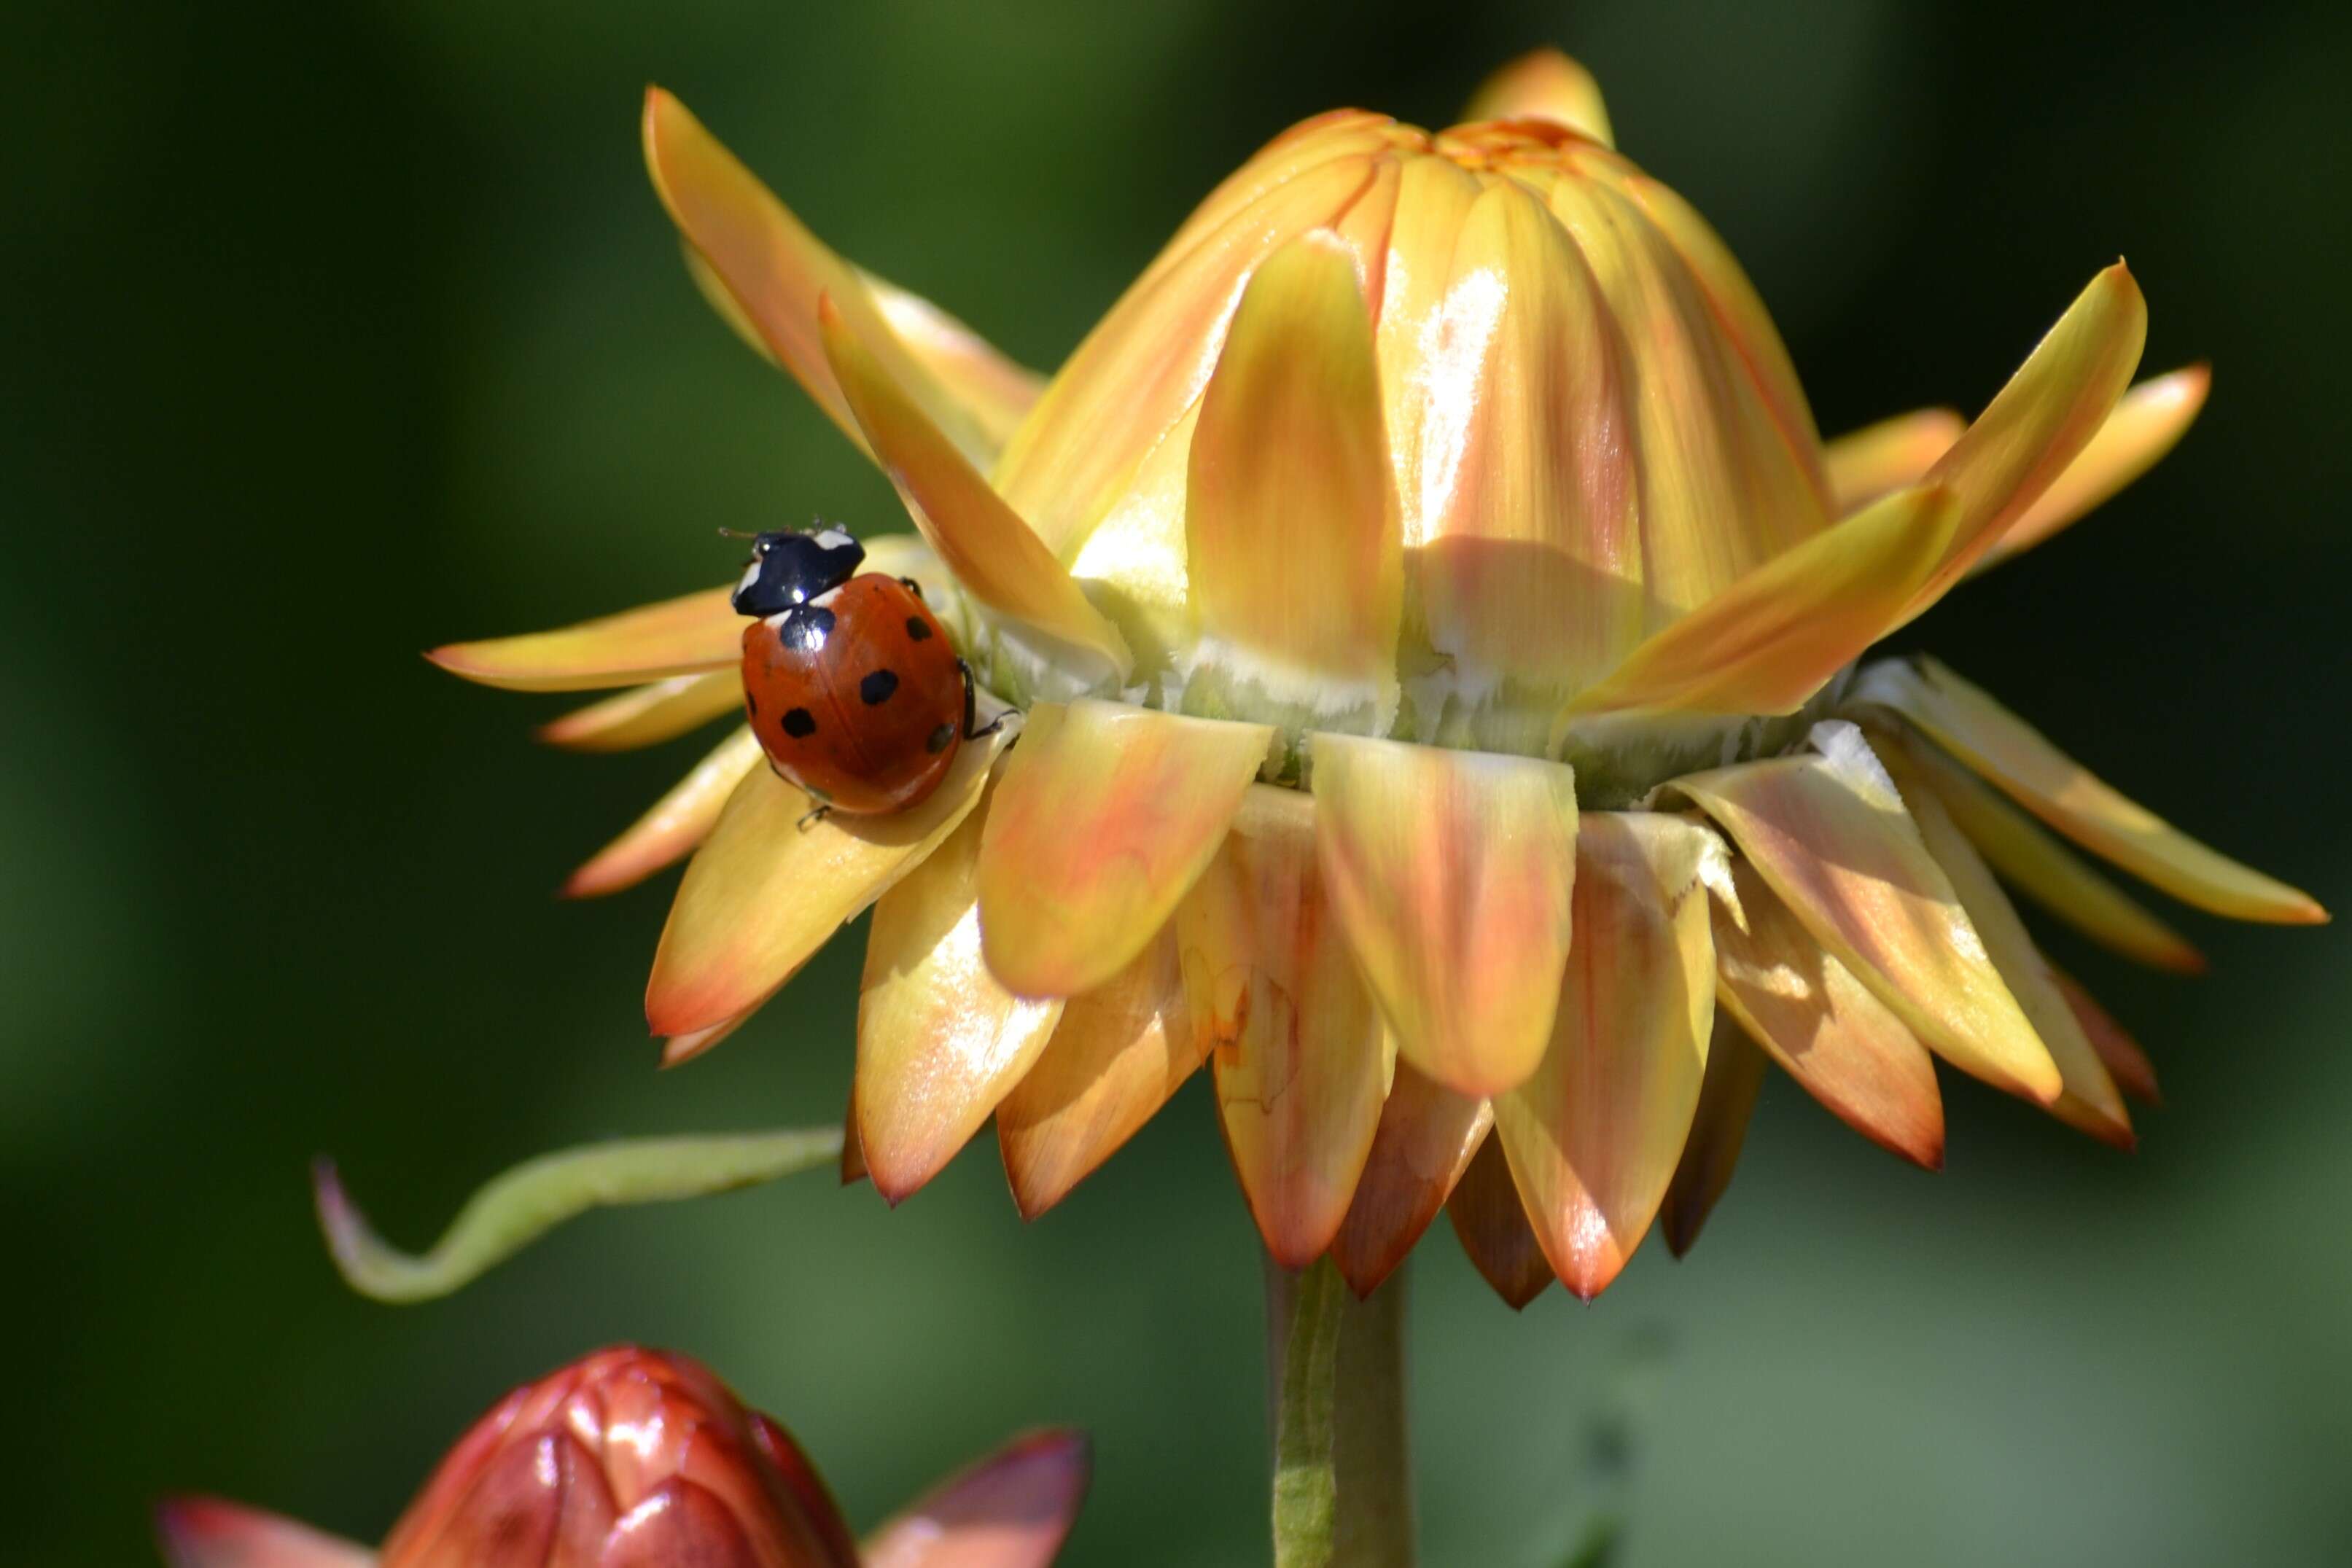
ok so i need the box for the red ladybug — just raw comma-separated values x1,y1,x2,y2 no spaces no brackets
733,525,974,819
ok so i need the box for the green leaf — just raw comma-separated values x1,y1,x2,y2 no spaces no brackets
1271,1257,1344,1568
313,1128,842,1303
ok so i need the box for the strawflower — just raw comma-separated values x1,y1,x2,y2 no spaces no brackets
431,49,2324,1310
157,1345,1088,1568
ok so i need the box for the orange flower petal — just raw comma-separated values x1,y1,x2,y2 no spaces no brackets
1461,49,1614,144
861,269,1046,459
1183,786,1393,1268
1185,230,1402,693
1670,723,2065,1105
978,701,1272,998
839,1085,868,1184
156,1498,373,1568
862,1429,1091,1568
1851,657,2326,924
537,671,744,752
995,930,1202,1218
1660,1018,1769,1257
1330,1061,1492,1298
564,727,765,900
1568,483,1958,717
1710,854,1945,1169
427,586,739,693
1492,812,1719,1300
1822,407,1965,515
1308,732,1579,1097
1446,1135,1552,1310
645,731,1005,1037
819,296,1132,679
2051,967,2162,1107
1873,722,2203,973
1982,365,2210,569
857,803,1066,1203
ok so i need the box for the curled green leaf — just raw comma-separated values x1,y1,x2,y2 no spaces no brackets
314,1128,843,1303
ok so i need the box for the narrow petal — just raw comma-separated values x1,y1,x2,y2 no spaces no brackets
1460,48,1614,144
157,1499,374,1568
1982,365,2211,568
1669,722,2065,1104
645,730,1005,1036
1183,786,1393,1268
1446,1136,1551,1309
1330,1061,1491,1298
564,727,764,900
860,269,1047,457
864,1430,1091,1568
858,803,1066,1202
427,586,738,693
537,671,744,752
820,295,1133,678
1661,1018,1769,1257
1850,657,2326,924
1823,408,1964,514
1185,230,1402,690
978,701,1272,998
1568,483,1958,716
1492,812,1719,1299
1710,854,1945,1168
1872,720,2203,972
660,1005,760,1069
1309,733,1579,1097
1882,748,2134,1148
995,930,1202,1217
2051,967,2162,1106
839,1085,868,1183
1900,264,2147,619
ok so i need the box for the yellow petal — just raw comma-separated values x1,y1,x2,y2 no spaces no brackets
659,1003,761,1069
1308,733,1579,1097
860,268,1047,458
1183,785,1394,1268
1982,366,2210,568
995,930,1201,1218
1900,264,2147,620
1185,230,1402,690
1492,812,1718,1300
1568,483,1958,717
645,730,1005,1036
1670,722,2065,1104
1872,721,2204,972
1850,657,2326,924
819,295,1134,679
642,89,999,467
427,586,738,693
536,671,744,752
1446,1135,1552,1310
1710,854,1946,1169
1884,746,2133,1147
564,726,765,900
857,803,1066,1202
978,701,1272,998
2051,967,2162,1107
1823,407,1965,515
1661,1018,1769,1257
1460,48,1614,144
1330,1062,1491,1298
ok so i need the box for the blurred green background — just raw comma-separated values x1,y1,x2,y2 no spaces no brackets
7,0,2350,1563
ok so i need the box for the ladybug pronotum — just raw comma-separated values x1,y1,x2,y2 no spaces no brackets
733,525,974,818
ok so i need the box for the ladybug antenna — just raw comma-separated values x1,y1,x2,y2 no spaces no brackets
716,527,759,541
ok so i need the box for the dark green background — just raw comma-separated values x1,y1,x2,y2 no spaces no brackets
7,1,2348,1563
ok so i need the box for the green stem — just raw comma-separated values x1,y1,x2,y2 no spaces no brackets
1265,1252,1415,1567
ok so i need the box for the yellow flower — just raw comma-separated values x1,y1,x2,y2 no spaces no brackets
432,51,2324,1306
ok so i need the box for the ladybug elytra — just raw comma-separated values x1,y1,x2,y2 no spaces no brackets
733,525,975,819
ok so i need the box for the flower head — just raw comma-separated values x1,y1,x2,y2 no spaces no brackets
157,1346,1088,1568
431,50,2324,1304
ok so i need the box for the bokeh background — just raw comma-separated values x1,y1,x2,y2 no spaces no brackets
7,0,2351,1563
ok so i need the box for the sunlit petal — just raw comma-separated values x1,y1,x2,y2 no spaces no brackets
1460,48,1614,144
1492,811,1718,1299
564,727,765,900
2051,967,2162,1107
427,587,738,693
537,672,745,752
1330,1061,1491,1298
156,1499,374,1568
1822,407,1964,514
1981,365,2210,568
863,1430,1091,1568
1309,732,1578,1097
1446,1135,1551,1310
861,269,1047,458
1660,1018,1769,1257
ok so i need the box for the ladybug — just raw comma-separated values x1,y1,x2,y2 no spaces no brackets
731,524,976,820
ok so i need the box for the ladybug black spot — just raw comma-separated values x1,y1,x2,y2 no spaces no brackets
782,707,817,738
779,604,836,652
860,669,900,706
904,616,933,642
927,722,955,754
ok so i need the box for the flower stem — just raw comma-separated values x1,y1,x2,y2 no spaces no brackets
1264,1251,1415,1567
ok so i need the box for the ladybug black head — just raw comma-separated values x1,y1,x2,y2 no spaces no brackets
731,524,866,616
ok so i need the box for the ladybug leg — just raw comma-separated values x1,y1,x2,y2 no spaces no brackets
959,658,1003,739
797,803,832,831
